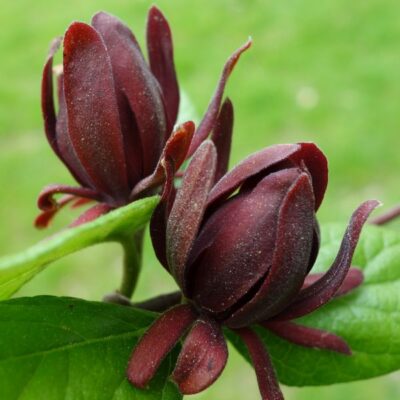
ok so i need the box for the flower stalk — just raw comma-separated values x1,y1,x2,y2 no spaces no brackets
118,230,145,299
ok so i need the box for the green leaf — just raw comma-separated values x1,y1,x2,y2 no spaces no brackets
0,196,159,300
0,296,181,400
228,224,400,386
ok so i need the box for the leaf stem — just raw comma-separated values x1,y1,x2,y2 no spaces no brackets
118,229,144,298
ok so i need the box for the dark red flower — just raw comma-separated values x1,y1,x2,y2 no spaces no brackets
127,137,379,399
36,7,251,228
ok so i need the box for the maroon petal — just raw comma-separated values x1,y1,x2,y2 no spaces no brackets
37,184,101,212
211,98,234,183
307,219,320,272
150,156,176,270
71,197,94,208
69,203,112,227
370,204,400,225
41,37,62,157
207,142,327,211
207,143,301,207
55,73,96,188
130,121,195,199
225,173,315,328
302,268,364,297
187,39,252,157
275,200,380,321
63,22,129,201
133,291,182,312
289,142,328,210
130,120,187,266
263,321,351,355
147,6,180,129
190,168,309,316
167,141,217,290
92,12,168,177
42,41,93,188
127,304,197,388
172,317,228,394
90,13,144,188
35,194,76,229
235,328,283,400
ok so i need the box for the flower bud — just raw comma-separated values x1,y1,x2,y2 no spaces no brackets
35,8,251,228
127,139,379,399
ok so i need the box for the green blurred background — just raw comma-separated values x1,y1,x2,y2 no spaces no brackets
0,0,399,398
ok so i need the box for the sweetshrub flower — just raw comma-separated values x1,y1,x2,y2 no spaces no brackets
126,139,379,399
36,7,251,228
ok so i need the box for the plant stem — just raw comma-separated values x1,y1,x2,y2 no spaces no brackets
134,291,182,312
118,229,144,298
104,291,183,312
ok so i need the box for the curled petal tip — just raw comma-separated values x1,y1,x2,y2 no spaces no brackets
188,39,251,157
47,36,62,59
129,121,194,199
223,38,252,79
275,199,381,320
148,5,163,16
164,121,195,165
370,203,400,225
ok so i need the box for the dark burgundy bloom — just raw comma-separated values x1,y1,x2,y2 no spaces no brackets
36,7,251,228
127,138,379,399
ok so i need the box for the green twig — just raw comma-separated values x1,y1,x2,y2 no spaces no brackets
118,229,144,298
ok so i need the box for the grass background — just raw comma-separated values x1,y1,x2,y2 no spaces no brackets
0,0,399,398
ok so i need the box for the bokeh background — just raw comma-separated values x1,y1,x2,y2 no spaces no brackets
1,0,399,399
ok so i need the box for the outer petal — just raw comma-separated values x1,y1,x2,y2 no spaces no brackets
167,141,217,290
130,121,195,199
42,40,93,188
35,194,76,229
263,321,351,355
191,168,309,316
133,291,182,313
63,22,129,202
207,142,327,211
91,13,144,188
127,304,197,388
147,6,180,129
370,204,400,225
302,268,364,297
92,12,168,177
235,328,283,400
187,39,252,157
275,200,380,321
150,157,176,269
56,74,96,188
211,98,234,183
207,143,301,207
225,173,315,328
37,184,101,211
307,219,320,272
147,123,195,269
289,142,328,210
69,203,112,227
41,37,62,157
172,317,228,394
